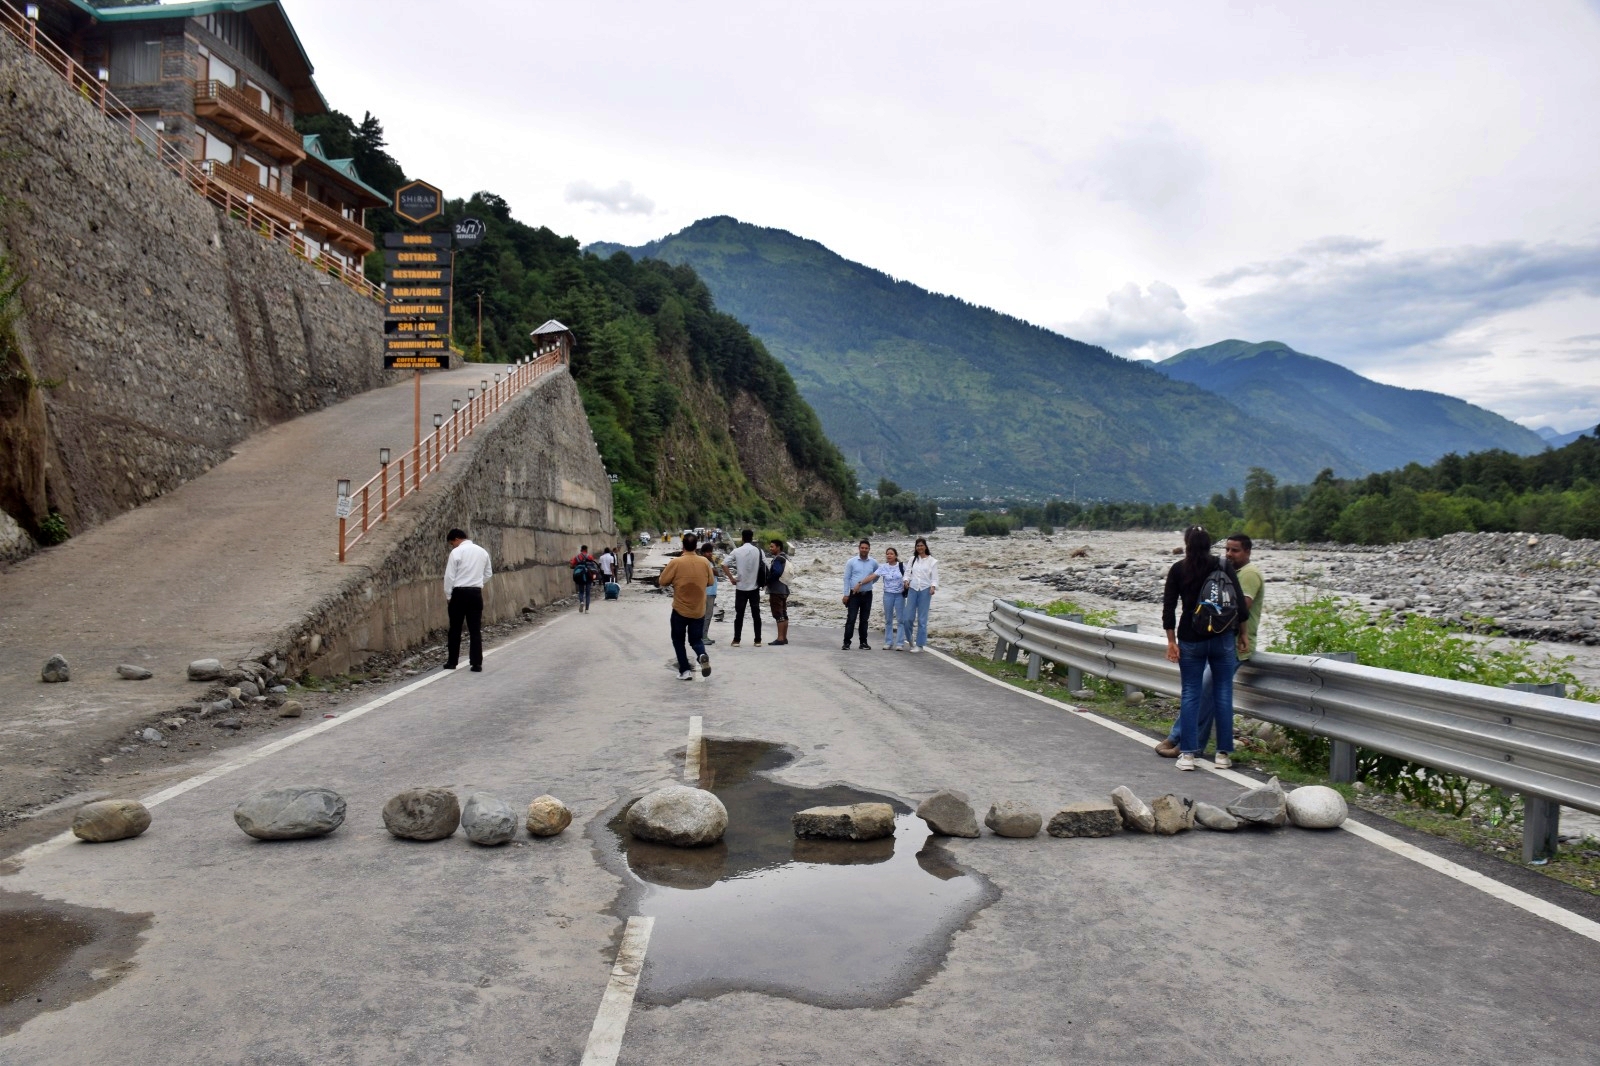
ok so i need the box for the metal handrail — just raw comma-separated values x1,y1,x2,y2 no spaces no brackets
336,350,570,561
987,599,1600,820
0,1,382,303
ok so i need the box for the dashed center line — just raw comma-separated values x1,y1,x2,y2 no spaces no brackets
579,915,654,1066
685,715,703,785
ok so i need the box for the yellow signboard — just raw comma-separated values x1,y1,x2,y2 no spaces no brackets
385,353,451,369
387,302,447,317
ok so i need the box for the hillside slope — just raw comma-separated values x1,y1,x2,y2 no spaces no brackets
1157,340,1547,470
590,217,1347,501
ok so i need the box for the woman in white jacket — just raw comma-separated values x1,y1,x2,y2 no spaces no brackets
901,537,939,652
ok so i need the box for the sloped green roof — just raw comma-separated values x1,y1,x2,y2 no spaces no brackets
301,134,386,205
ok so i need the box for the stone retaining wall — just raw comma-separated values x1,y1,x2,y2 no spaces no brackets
0,29,394,537
286,371,614,676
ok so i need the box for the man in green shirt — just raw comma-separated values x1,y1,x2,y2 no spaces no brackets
1155,532,1262,757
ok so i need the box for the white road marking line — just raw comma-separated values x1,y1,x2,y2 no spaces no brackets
685,715,703,785
927,646,1600,944
579,915,654,1066
7,616,566,869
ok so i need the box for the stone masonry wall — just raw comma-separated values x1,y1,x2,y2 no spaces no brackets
0,29,394,535
288,371,615,677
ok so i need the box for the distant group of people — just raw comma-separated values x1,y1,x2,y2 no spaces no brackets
566,543,636,612
657,529,790,679
840,537,938,651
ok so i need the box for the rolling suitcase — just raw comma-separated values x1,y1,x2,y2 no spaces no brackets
603,580,621,600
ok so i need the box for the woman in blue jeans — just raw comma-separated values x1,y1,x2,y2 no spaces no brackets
901,537,939,652
1161,526,1249,771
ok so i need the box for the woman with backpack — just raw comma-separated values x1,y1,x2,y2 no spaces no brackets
1162,526,1250,771
876,547,908,650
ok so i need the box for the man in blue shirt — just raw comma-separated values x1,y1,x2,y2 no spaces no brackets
841,539,880,650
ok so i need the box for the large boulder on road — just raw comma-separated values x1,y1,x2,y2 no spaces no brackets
916,790,980,838
793,803,896,841
525,795,573,837
73,799,151,842
461,792,517,845
383,787,461,841
1287,785,1348,829
1227,776,1289,827
233,787,346,840
984,801,1042,838
626,785,727,847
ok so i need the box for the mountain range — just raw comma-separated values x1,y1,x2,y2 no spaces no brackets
590,217,1546,501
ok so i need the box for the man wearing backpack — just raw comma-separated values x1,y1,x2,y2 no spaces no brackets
1156,532,1263,759
727,528,764,648
1161,526,1249,771
570,545,598,613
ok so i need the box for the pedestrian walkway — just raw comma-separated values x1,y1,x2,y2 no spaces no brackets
0,365,525,818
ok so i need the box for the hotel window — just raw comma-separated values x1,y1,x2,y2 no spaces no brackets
198,46,237,88
201,130,234,164
107,31,162,86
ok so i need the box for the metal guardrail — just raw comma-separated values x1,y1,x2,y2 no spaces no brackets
0,1,382,303
336,350,568,561
988,599,1600,859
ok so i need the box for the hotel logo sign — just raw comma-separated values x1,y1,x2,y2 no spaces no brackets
394,180,443,225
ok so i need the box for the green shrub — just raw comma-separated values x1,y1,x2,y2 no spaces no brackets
37,511,69,545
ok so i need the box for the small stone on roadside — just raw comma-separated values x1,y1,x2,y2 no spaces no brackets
1125,691,1145,705
793,802,896,841
985,801,1043,838
1227,776,1289,827
188,658,223,681
1151,794,1194,835
277,700,303,718
1111,785,1155,832
139,728,162,743
117,664,153,680
1047,800,1121,837
215,717,241,730
916,789,980,838
383,787,462,840
1286,785,1349,829
41,655,70,683
72,799,151,842
238,680,260,698
1193,801,1240,831
461,792,518,846
1070,689,1096,700
525,795,573,837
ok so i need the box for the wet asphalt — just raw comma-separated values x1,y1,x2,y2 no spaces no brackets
1,593,1597,1065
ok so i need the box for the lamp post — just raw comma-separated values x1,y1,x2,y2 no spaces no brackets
432,413,443,473
467,388,476,431
451,398,461,451
379,448,391,520
336,478,351,562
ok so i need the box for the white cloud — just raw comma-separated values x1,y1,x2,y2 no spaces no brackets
1063,280,1197,357
563,179,657,216
1077,123,1210,216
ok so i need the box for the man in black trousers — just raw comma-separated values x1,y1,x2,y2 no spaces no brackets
442,527,493,671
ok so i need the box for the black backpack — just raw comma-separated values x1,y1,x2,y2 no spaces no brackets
756,553,770,589
1193,560,1239,636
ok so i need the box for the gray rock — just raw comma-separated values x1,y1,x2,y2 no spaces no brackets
383,787,461,840
117,664,153,680
461,792,518,846
1193,802,1240,831
238,680,261,699
233,787,346,839
1287,785,1349,829
525,795,572,837
1125,691,1145,705
1111,785,1155,832
1070,688,1096,700
625,785,727,847
139,727,163,743
209,700,234,716
72,799,151,842
41,655,70,683
1227,776,1289,827
1151,794,1194,835
269,685,288,694
277,700,304,718
0,507,35,564
1047,800,1121,837
188,658,223,681
226,687,243,702
215,717,242,730
984,801,1043,838
793,802,896,841
916,789,980,837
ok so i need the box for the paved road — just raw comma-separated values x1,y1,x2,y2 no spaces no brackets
0,364,528,815
2,594,1597,1065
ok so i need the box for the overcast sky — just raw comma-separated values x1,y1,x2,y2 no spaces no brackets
285,0,1600,433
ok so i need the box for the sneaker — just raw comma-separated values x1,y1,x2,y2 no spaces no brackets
1175,753,1196,771
730,641,742,648
698,652,712,677
859,644,872,651
754,640,764,647
702,638,716,645
678,670,694,680
470,666,482,672
1154,739,1180,758
911,646,922,654
1214,753,1233,770
842,644,852,651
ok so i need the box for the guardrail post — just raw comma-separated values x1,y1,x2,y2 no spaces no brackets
1004,642,1020,664
1027,651,1041,681
992,636,1008,662
1110,624,1140,699
1505,682,1567,861
1321,652,1359,782
1062,613,1084,690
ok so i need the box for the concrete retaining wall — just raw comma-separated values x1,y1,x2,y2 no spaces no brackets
288,371,614,676
0,29,395,535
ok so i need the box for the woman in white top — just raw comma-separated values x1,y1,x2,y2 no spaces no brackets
901,537,939,652
875,547,908,650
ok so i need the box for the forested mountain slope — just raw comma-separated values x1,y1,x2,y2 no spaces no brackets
1157,340,1547,472
591,217,1347,501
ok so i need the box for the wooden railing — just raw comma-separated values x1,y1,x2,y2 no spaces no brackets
291,187,375,255
336,351,570,561
194,78,305,161
0,0,382,303
201,157,298,226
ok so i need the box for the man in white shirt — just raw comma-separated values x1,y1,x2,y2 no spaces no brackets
727,528,764,647
599,548,616,583
442,527,493,671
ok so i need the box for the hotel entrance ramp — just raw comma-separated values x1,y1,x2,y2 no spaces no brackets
0,364,526,822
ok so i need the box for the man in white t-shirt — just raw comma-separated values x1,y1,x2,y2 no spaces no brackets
727,528,764,647
599,548,616,582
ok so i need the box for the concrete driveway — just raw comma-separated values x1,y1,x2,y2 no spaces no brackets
2,592,1596,1065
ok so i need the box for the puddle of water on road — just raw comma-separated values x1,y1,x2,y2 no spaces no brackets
605,739,998,1008
0,888,150,1036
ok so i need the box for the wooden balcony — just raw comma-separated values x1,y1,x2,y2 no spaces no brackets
200,158,299,230
194,80,306,164
292,188,375,256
